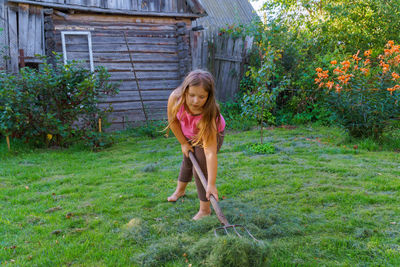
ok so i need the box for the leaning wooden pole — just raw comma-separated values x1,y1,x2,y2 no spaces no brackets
6,136,10,151
123,31,148,122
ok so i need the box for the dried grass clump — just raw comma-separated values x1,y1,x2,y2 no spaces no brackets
189,235,269,267
133,236,186,267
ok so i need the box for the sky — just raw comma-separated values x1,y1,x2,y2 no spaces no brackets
249,0,265,16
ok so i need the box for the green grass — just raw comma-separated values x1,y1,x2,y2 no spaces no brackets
1,126,400,266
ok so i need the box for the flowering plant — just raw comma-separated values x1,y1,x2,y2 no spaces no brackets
315,41,400,138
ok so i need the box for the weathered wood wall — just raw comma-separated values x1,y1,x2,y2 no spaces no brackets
48,12,191,130
1,2,44,72
191,30,254,102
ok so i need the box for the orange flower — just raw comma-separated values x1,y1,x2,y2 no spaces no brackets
333,67,343,74
386,40,395,48
352,50,361,62
315,78,321,84
384,49,392,57
319,82,325,88
360,68,369,76
316,67,323,72
326,81,334,90
330,60,337,65
364,59,371,66
341,60,351,72
364,50,372,57
354,65,359,70
383,66,390,73
380,60,390,73
392,72,400,80
337,74,353,84
317,70,329,79
394,55,400,66
387,87,396,95
341,60,351,66
335,84,342,93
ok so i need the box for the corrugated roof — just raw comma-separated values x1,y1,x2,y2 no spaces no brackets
194,0,257,35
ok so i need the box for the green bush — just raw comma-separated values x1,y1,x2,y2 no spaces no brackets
0,55,118,149
248,142,275,154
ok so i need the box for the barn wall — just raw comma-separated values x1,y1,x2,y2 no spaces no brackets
48,12,191,129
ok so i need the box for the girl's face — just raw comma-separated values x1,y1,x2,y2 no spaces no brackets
185,85,209,115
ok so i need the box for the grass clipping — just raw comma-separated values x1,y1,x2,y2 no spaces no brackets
189,235,269,267
135,235,269,267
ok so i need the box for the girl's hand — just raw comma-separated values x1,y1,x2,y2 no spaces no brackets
206,184,218,201
181,143,193,157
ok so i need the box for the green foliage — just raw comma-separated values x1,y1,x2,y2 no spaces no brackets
244,0,400,129
241,44,289,142
129,120,168,138
0,54,118,149
79,131,115,151
260,0,400,52
219,101,256,131
248,142,275,154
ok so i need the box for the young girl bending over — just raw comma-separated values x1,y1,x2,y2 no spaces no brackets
166,70,225,220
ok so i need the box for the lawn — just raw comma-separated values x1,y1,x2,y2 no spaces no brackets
1,126,400,266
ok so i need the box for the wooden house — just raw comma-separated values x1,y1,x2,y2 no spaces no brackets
0,0,206,130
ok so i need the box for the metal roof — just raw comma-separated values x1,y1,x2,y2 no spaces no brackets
194,0,257,34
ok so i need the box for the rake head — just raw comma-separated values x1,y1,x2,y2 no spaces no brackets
214,224,258,241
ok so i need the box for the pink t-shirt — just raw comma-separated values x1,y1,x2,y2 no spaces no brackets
177,104,225,139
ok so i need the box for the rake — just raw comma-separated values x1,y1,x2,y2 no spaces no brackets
188,151,258,241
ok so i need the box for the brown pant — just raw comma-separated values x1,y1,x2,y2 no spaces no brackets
178,132,224,201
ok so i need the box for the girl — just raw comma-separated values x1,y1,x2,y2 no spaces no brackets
166,70,225,220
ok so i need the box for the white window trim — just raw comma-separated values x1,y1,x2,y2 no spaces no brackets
61,31,94,72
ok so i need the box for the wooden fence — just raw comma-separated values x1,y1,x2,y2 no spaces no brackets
191,30,253,102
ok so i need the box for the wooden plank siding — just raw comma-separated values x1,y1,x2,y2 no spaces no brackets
51,13,191,128
7,5,18,72
10,0,205,14
0,0,7,70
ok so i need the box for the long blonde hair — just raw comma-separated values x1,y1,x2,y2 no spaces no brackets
168,70,221,146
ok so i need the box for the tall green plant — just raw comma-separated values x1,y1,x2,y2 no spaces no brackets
241,45,286,143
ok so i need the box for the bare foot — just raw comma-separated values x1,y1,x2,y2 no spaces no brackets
192,210,211,220
167,191,185,202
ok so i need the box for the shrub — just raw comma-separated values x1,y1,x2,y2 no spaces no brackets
248,142,275,154
0,55,118,148
315,41,400,138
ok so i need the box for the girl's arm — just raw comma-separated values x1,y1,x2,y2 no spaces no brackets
167,90,193,157
203,133,219,201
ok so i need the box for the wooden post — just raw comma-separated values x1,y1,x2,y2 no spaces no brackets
6,136,10,151
19,49,25,68
98,118,102,133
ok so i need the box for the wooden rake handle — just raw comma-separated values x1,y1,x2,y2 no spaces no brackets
188,151,230,226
